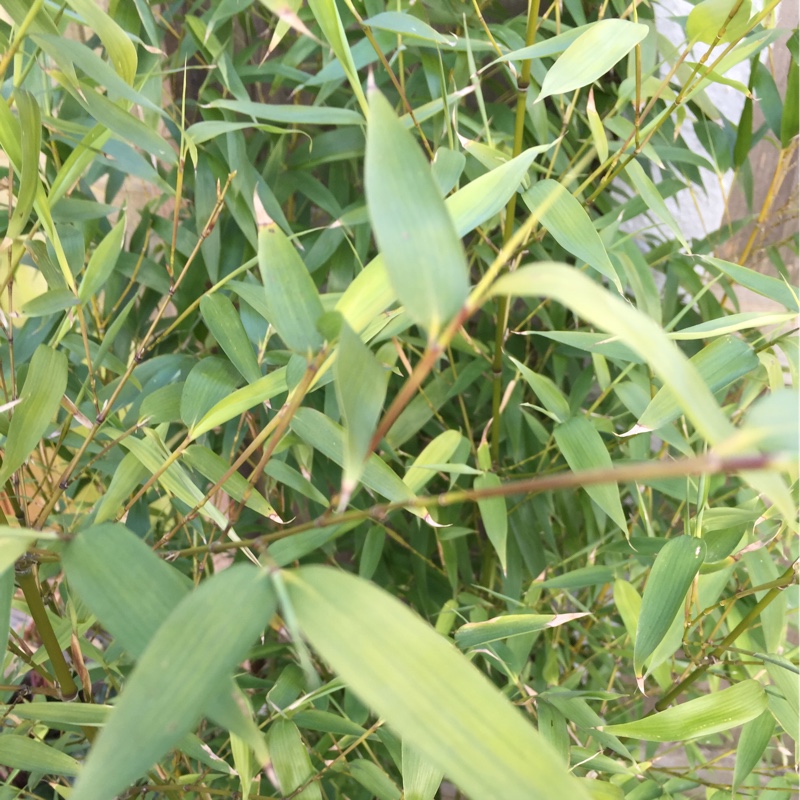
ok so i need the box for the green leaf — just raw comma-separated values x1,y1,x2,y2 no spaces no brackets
0,734,81,777
553,416,627,533
257,222,324,354
284,566,589,800
266,719,322,800
79,217,125,303
700,256,799,311
488,264,733,443
537,20,649,102
686,0,752,44
180,357,242,429
402,741,443,800
624,160,688,250
189,369,288,438
334,321,389,503
445,145,551,236
496,23,594,63
349,759,401,800
508,354,570,422
602,680,766,740
634,536,706,678
307,0,368,116
64,0,138,84
183,445,282,522
7,90,41,240
206,98,364,126
455,612,589,650
403,430,464,493
365,90,469,338
669,311,796,339
733,709,775,792
2,701,112,727
364,11,455,45
0,345,67,486
21,287,79,317
781,56,799,148
586,89,608,162
71,565,276,800
473,472,508,574
0,526,57,578
523,180,621,291
632,335,758,433
200,294,262,384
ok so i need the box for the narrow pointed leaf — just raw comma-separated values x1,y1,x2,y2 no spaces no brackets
200,294,262,384
523,180,621,291
335,321,389,500
70,565,275,800
0,345,67,486
553,416,627,532
603,680,766,740
0,526,57,578
455,613,589,650
403,430,464,493
364,12,455,45
474,473,508,574
508,354,570,422
733,709,775,792
0,734,80,777
181,357,242,429
686,0,752,44
538,20,649,102
79,218,125,303
7,90,40,240
634,536,706,677
257,223,324,353
365,90,469,337
624,160,688,250
284,566,589,800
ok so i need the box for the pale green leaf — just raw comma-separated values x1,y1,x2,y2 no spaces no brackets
602,680,767,740
733,709,775,792
284,566,589,800
365,90,469,338
455,612,589,650
0,345,67,486
553,416,627,532
79,218,125,303
538,20,649,102
0,734,80,777
403,430,464,493
624,160,688,249
474,472,508,574
266,719,322,800
523,180,621,291
364,11,455,45
634,536,706,677
7,90,41,240
686,0,752,44
180,357,242,429
508,354,570,422
71,565,275,800
402,741,443,800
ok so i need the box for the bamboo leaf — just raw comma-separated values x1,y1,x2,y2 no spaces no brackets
624,160,688,250
686,0,752,44
0,345,67,486
70,565,276,800
257,221,324,354
553,416,627,533
634,536,706,678
0,734,80,777
455,612,589,650
365,90,469,338
200,294,262,384
206,98,364,126
632,335,758,433
284,566,589,800
266,719,322,800
79,217,125,303
402,741,443,800
474,472,508,574
602,680,766,740
508,354,570,423
7,90,41,240
700,256,800,311
181,357,243,429
523,180,621,291
403,430,464,493
334,321,389,502
733,709,775,792
364,12,455,45
64,0,138,84
537,20,649,102
0,526,57,578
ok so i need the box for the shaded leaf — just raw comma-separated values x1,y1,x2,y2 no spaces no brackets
455,613,589,650
200,294,262,384
0,734,80,777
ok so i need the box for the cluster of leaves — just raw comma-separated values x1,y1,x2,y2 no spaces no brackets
0,0,796,798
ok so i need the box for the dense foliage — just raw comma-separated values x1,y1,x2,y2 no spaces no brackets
0,0,797,798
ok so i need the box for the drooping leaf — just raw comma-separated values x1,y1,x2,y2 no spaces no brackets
474,472,508,574
686,0,752,44
79,218,125,303
7,90,41,240
455,612,589,650
266,719,322,800
365,90,469,338
284,566,589,800
0,734,80,777
733,709,775,792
